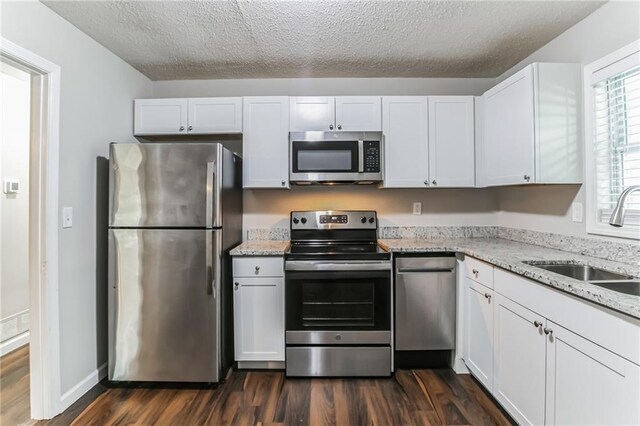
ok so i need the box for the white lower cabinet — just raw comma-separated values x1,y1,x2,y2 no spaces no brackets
545,320,640,426
465,277,494,391
233,257,285,362
493,293,546,426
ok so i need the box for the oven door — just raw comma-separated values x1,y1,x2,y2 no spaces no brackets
285,261,392,345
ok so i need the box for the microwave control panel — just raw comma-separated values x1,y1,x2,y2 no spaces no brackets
364,141,381,173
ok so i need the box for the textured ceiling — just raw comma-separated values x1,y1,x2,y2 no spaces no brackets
43,0,605,81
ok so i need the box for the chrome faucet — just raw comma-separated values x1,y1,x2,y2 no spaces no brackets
609,185,640,227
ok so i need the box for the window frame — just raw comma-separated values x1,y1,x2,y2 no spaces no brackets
584,39,640,240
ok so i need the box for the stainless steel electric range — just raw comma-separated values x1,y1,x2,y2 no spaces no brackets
284,210,392,377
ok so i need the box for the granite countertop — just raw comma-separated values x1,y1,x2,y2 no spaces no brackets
230,240,290,256
379,238,640,320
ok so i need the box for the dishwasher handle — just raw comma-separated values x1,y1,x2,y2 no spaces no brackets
396,267,455,273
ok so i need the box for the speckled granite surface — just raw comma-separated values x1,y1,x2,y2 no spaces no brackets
379,238,640,319
230,240,289,256
246,227,289,241
379,226,499,239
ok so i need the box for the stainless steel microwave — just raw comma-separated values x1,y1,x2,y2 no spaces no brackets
289,131,383,184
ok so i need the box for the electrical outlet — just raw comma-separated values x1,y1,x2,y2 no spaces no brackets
413,202,422,215
63,207,73,228
572,202,583,223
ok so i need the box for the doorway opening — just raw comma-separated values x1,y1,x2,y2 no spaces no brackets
0,38,61,421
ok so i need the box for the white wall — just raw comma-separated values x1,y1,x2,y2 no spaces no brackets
1,0,153,397
0,62,31,342
495,0,640,240
243,186,499,234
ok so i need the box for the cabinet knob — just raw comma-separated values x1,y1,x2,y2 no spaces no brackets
432,180,437,186
329,124,334,130
337,124,342,130
424,180,429,186
179,126,185,131
524,174,531,182
188,125,193,131
533,320,542,328
544,327,553,336
472,269,479,277
484,293,491,302
254,266,260,275
281,180,286,186
234,282,239,289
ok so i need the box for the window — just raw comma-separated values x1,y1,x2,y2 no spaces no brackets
585,40,640,240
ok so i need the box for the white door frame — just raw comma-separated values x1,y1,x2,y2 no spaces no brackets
1,37,61,420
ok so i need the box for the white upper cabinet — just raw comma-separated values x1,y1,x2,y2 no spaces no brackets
479,63,581,186
335,96,382,131
428,96,475,187
290,96,381,131
134,97,242,136
134,99,188,135
289,97,336,131
382,96,429,188
242,97,290,188
187,97,242,134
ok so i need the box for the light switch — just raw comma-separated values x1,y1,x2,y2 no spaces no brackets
572,202,583,223
413,202,422,215
62,207,73,228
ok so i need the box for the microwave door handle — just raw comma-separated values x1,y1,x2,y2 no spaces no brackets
358,140,364,173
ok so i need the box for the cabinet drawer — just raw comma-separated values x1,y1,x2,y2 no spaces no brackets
233,257,284,277
464,257,494,288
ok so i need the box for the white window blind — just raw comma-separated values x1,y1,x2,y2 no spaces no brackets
592,63,640,231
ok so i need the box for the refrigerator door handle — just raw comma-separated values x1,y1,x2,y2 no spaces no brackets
206,162,215,228
206,231,214,296
206,157,223,228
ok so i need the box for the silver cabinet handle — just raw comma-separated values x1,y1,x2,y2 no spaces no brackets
179,126,185,131
281,180,286,186
472,269,479,277
524,174,531,182
424,180,429,186
234,282,239,289
329,124,334,130
484,293,491,302
432,180,437,186
188,125,193,131
254,266,260,274
534,320,542,328
337,124,342,130
544,327,553,335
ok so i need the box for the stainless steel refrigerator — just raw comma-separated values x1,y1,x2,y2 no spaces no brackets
108,143,242,383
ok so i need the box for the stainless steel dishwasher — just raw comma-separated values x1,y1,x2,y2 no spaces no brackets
395,256,456,353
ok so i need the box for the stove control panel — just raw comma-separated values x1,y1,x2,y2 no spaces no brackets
291,210,377,230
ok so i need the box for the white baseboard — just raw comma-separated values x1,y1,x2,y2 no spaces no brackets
0,331,29,357
58,362,107,413
452,357,469,374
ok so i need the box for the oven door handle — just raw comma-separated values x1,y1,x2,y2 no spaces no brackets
285,261,391,271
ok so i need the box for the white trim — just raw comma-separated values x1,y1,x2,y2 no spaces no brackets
0,331,30,357
59,363,107,412
584,39,640,240
0,37,61,419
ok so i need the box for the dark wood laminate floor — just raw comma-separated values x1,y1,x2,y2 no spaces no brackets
2,347,513,425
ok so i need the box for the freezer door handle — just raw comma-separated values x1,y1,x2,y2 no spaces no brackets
206,162,215,228
206,231,214,296
206,157,223,228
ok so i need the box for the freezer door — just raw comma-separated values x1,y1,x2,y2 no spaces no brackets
109,143,222,228
108,229,222,382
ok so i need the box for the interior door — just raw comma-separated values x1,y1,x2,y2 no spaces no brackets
108,229,221,382
109,143,221,228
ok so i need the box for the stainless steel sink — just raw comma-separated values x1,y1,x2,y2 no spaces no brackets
589,281,640,297
523,263,633,281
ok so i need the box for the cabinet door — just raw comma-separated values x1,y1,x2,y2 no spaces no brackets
233,277,285,361
465,278,494,391
382,97,429,188
134,98,188,135
188,97,242,134
483,66,535,186
493,293,546,426
289,97,335,131
242,97,290,188
428,96,475,187
335,96,382,131
545,320,640,426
